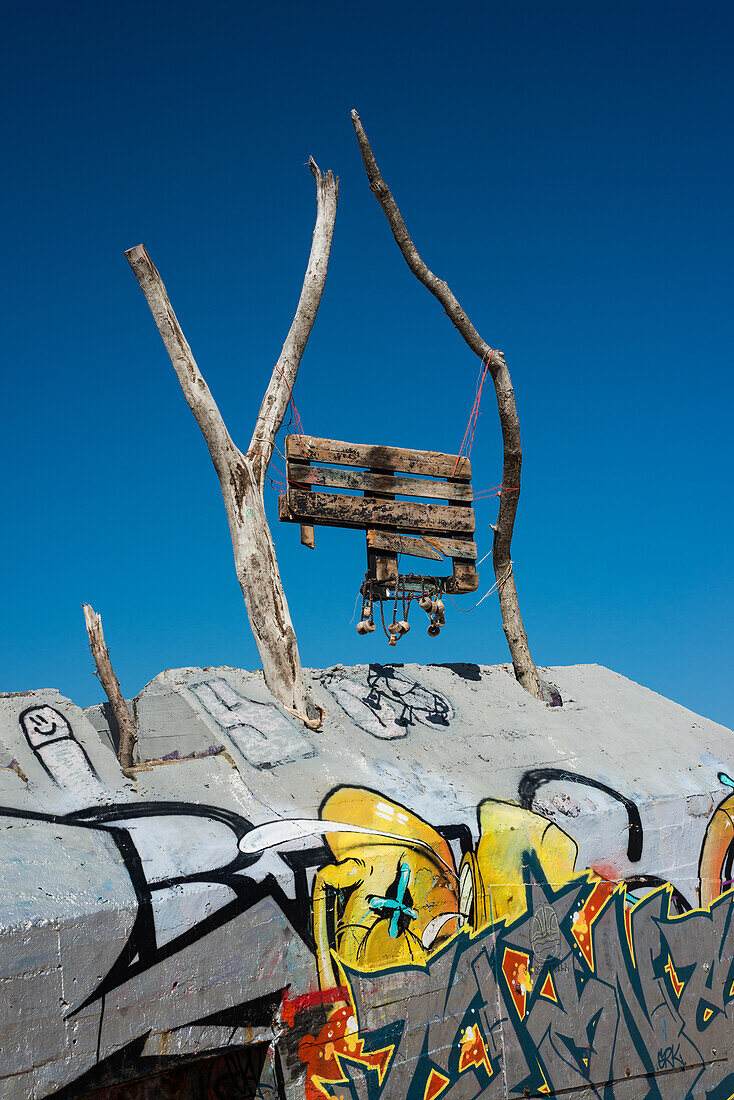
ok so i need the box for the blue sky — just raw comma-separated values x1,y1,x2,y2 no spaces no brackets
2,2,731,725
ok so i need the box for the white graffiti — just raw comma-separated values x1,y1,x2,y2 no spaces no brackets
21,705,109,807
190,678,314,768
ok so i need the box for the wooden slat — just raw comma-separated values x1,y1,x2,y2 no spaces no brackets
364,463,398,583
280,490,475,534
367,530,443,561
286,435,471,481
300,524,315,549
367,530,478,562
452,560,480,593
374,556,398,582
288,462,473,502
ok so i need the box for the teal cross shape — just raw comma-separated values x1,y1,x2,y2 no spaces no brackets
368,862,418,938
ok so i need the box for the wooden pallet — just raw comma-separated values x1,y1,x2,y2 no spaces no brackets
278,435,479,593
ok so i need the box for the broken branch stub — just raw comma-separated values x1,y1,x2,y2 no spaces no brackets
82,604,138,769
350,109,542,701
125,159,337,726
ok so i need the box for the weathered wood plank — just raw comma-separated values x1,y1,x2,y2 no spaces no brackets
367,530,443,561
375,556,399,582
367,529,478,561
421,535,479,560
452,559,480,593
286,435,471,480
364,461,398,581
281,490,475,534
288,462,473,501
300,524,315,549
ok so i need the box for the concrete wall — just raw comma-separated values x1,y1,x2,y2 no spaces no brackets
0,663,732,1098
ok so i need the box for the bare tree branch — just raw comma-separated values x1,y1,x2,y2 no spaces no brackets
351,109,542,701
125,161,338,723
82,603,138,769
124,246,237,483
250,158,339,489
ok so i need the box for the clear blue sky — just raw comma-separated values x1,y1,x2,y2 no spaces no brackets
2,2,731,726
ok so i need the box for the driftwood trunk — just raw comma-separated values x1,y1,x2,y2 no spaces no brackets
126,160,338,724
83,603,138,768
351,110,542,700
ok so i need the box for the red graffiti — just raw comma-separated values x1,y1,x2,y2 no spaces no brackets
281,985,350,1028
298,1003,393,1100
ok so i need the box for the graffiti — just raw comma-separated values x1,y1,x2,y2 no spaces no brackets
319,665,454,740
1,686,733,1099
518,766,645,863
6,710,321,1010
529,903,561,961
0,705,318,1099
21,704,109,806
190,678,314,767
699,772,734,907
267,785,734,1099
657,1044,685,1069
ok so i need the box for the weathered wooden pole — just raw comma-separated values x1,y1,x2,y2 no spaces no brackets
82,603,138,768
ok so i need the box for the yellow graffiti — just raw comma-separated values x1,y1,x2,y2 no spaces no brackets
698,789,734,907
312,788,583,989
458,1024,493,1077
313,788,460,986
539,971,558,1003
423,1068,450,1099
664,954,685,999
571,879,615,971
298,781,733,1100
461,798,579,929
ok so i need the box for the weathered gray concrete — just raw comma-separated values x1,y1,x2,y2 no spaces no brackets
0,663,731,1098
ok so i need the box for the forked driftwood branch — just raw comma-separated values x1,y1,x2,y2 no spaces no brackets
125,159,338,726
351,109,542,700
82,603,138,768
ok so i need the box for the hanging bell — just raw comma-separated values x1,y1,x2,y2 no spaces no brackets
356,620,370,635
364,619,376,634
427,623,441,637
418,595,433,613
388,633,398,646
434,598,445,626
396,619,410,634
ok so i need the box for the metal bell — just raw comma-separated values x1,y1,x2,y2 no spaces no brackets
427,623,440,637
418,595,433,613
396,619,410,634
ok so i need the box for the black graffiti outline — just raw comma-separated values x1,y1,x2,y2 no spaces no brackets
0,800,314,1014
518,767,644,863
626,874,691,913
18,704,105,786
319,663,454,738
